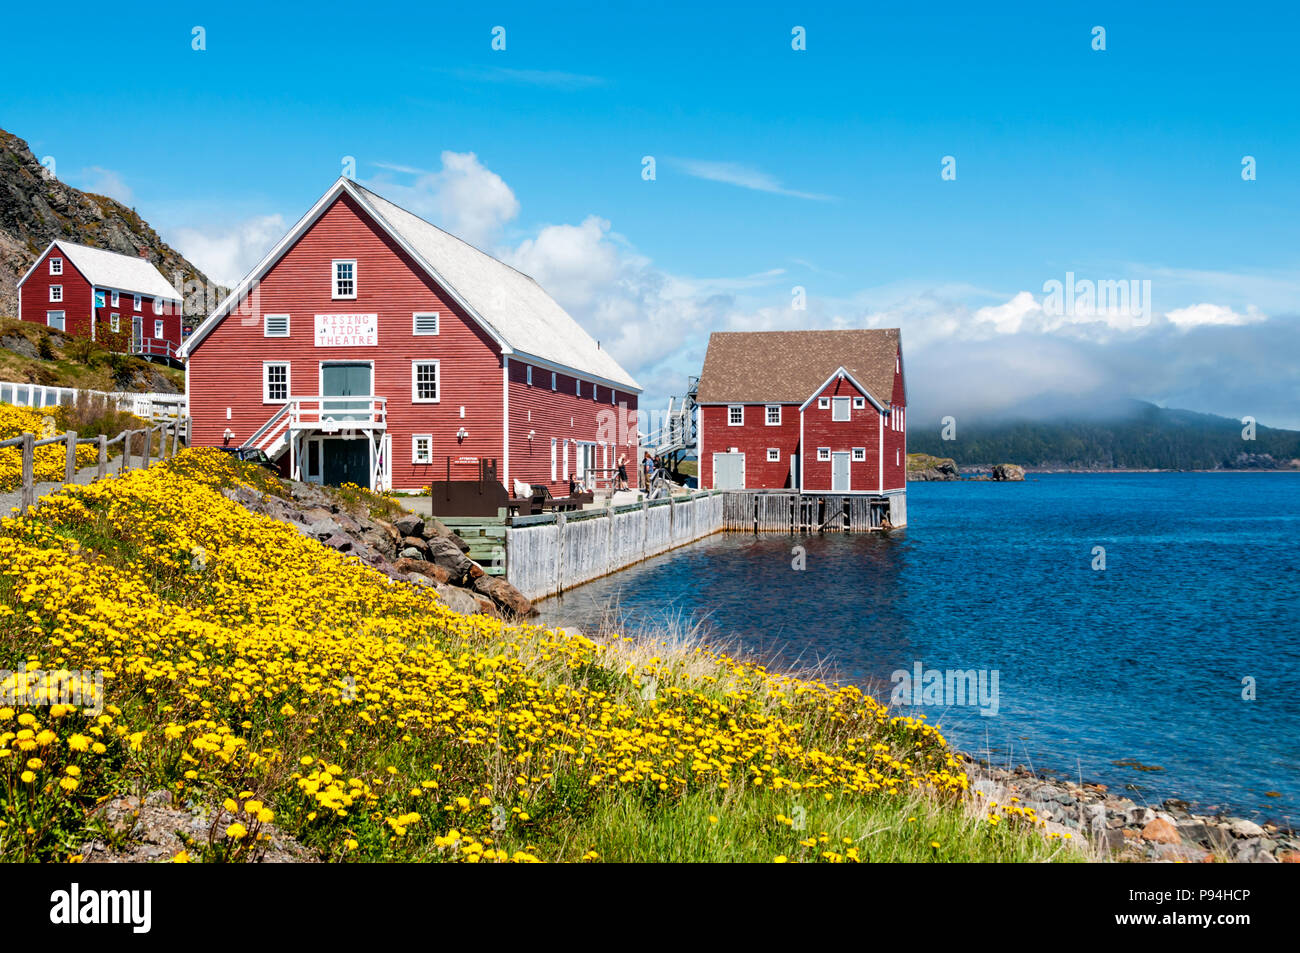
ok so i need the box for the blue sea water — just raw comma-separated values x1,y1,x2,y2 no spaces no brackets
538,473,1300,822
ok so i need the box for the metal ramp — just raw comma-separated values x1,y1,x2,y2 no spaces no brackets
640,376,698,492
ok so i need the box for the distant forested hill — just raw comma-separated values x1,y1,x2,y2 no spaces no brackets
908,401,1300,470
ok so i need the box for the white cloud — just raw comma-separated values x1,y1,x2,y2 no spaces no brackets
79,167,134,205
672,159,834,201
1165,303,1262,328
170,214,286,287
365,151,519,248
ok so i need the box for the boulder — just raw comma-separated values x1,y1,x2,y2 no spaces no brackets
322,533,354,553
399,547,425,560
426,536,475,582
1140,818,1181,844
434,583,495,616
392,513,424,538
1228,818,1266,838
402,535,429,554
393,558,451,584
470,575,535,617
420,517,453,540
906,453,961,482
360,528,396,558
991,463,1026,482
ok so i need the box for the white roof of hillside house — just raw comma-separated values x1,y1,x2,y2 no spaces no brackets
180,179,641,391
20,240,181,301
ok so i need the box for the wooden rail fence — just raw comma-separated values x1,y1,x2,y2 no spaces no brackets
2,417,189,515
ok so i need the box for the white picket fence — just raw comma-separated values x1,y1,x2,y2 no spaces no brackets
0,380,186,422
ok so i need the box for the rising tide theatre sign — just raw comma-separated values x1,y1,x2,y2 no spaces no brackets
315,313,378,347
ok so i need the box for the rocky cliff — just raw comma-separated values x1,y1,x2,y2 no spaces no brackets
0,128,219,320
907,452,961,481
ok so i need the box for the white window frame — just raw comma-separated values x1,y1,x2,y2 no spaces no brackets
49,258,62,275
110,290,120,307
154,319,164,339
576,379,583,397
551,437,558,482
110,313,120,332
766,448,780,462
832,397,851,422
896,448,901,466
765,404,781,426
818,397,830,409
332,259,357,300
412,360,440,403
593,385,600,402
412,312,439,335
412,434,433,465
49,285,62,303
133,294,142,311
852,447,866,461
46,311,66,331
526,365,533,387
264,314,290,337
551,372,557,391
262,361,290,404
817,447,830,461
853,396,865,409
727,404,744,426
610,388,616,405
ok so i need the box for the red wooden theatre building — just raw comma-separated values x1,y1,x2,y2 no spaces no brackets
696,328,907,524
17,240,184,358
179,178,641,498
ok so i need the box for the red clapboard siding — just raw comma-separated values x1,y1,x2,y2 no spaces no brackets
881,347,907,491
507,361,640,492
187,192,506,490
698,403,800,490
19,247,93,336
93,288,182,355
801,377,881,492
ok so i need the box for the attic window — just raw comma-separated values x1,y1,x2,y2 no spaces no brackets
264,314,290,337
818,397,829,410
49,258,62,275
853,396,865,409
134,294,142,311
111,290,120,307
413,312,439,335
832,397,850,421
333,260,357,299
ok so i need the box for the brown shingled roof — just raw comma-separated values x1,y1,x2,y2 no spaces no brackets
696,328,901,405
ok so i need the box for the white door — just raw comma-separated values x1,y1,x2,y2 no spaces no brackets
713,452,745,489
831,452,851,492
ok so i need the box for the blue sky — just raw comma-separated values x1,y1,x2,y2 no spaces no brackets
6,1,1299,426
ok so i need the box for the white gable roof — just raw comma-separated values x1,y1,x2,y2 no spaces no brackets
20,240,180,301
181,178,641,391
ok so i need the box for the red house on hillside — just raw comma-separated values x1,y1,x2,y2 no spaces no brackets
179,178,641,498
17,240,184,358
696,328,906,521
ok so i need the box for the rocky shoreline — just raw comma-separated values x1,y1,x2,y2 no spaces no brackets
962,755,1297,862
